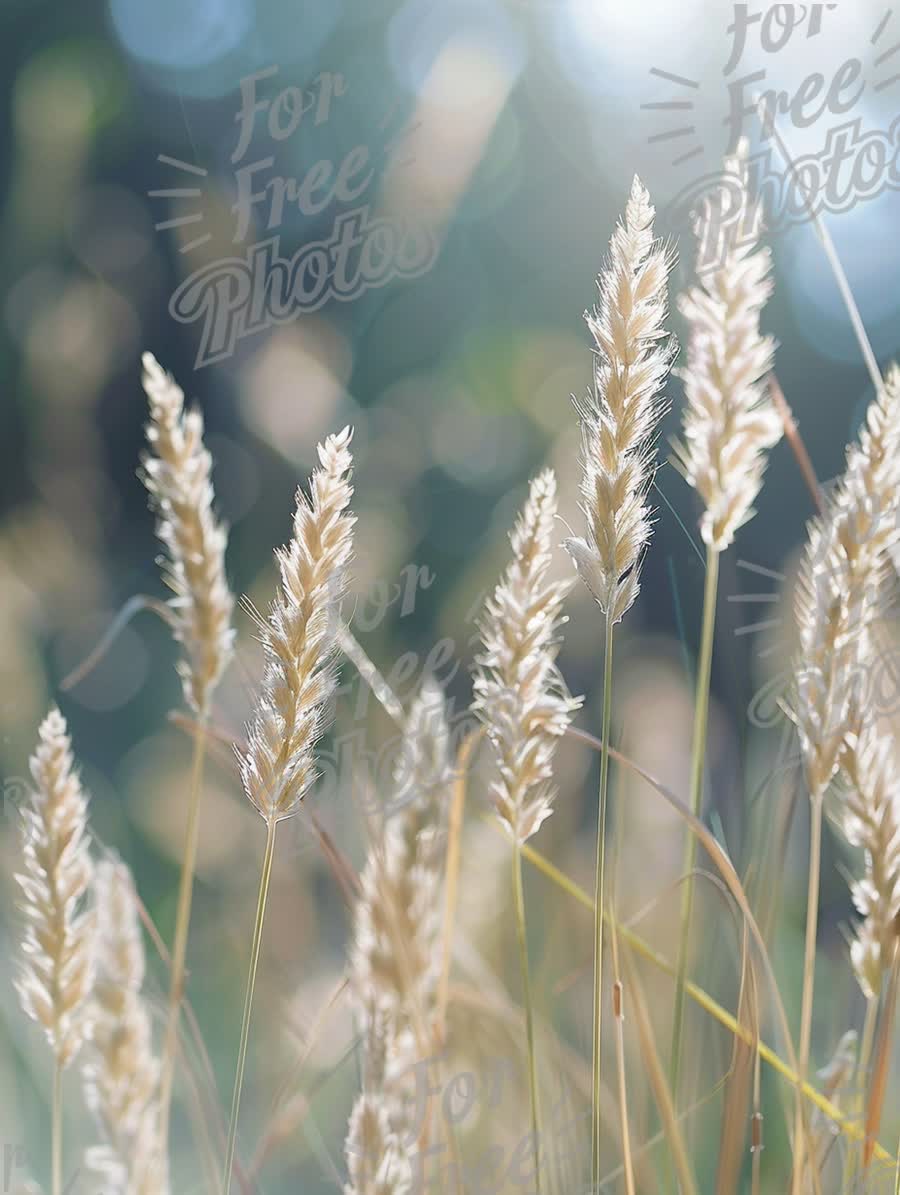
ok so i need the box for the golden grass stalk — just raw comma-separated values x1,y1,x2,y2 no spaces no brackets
563,176,675,1185
473,468,581,1190
82,858,169,1195
789,368,900,1184
670,139,781,1093
608,920,636,1195
223,427,355,1195
15,708,95,1195
141,352,235,1146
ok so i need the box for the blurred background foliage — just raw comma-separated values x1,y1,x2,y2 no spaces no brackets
1,0,900,1191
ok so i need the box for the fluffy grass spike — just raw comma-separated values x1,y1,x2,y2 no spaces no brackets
474,468,581,1193
564,176,675,1188
223,427,355,1195
143,351,236,1151
670,139,782,1097
564,176,675,624
141,351,235,715
672,140,781,553
15,708,96,1195
474,468,582,845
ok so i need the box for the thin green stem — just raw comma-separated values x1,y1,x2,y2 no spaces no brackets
670,545,720,1095
223,817,278,1195
158,716,208,1155
592,612,615,1191
51,1060,62,1195
512,840,542,1195
792,794,823,1195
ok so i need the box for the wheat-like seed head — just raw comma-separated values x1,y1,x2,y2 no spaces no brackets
840,731,900,999
15,708,95,1069
350,679,451,1040
564,176,675,623
82,858,169,1195
673,142,781,553
141,351,235,715
473,469,582,844
240,427,355,823
790,368,900,799
344,1091,412,1195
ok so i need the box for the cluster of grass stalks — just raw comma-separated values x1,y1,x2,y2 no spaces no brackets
7,136,900,1195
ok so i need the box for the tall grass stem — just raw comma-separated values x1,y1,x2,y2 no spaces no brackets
792,794,823,1193
159,717,208,1152
512,840,542,1195
671,545,720,1093
592,612,615,1188
223,817,278,1195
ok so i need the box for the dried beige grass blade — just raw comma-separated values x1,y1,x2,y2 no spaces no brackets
141,352,235,715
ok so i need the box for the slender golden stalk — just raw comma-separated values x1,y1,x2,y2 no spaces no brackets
223,817,277,1195
471,469,578,1189
562,179,674,1184
612,985,635,1195
141,354,234,1149
609,917,636,1195
52,1060,62,1195
158,716,208,1151
592,612,614,1183
792,794,823,1189
670,139,780,1093
512,840,542,1194
671,545,719,1091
